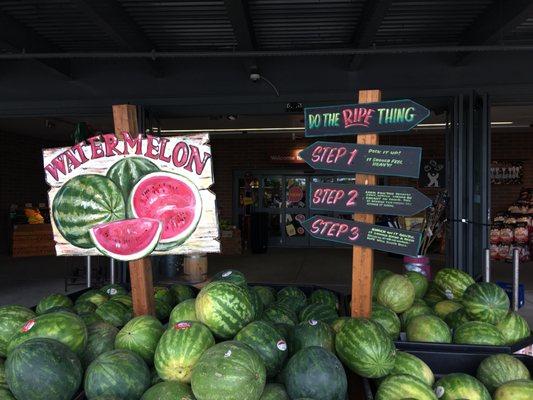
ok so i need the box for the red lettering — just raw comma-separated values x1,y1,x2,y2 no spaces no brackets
158,137,171,162
342,107,375,129
337,224,349,237
365,108,375,125
312,189,323,204
347,190,358,206
342,109,353,127
326,223,339,237
347,148,358,165
184,145,212,175
349,227,360,241
71,142,89,164
123,132,143,155
332,190,345,204
172,142,189,168
64,150,83,171
145,135,159,160
310,219,323,234
335,147,347,163
311,146,323,163
102,133,123,157
320,221,334,235
44,154,68,181
87,136,104,159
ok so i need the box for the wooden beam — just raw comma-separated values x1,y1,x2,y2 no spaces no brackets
112,104,155,316
349,0,392,70
351,89,381,318
223,0,258,71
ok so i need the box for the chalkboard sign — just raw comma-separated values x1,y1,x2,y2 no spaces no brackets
310,182,431,216
305,99,430,137
302,215,421,256
299,142,422,178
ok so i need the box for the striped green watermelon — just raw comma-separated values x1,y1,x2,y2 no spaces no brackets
273,323,294,354
0,306,36,357
84,349,150,400
141,381,195,400
476,354,530,393
462,282,510,324
196,281,254,338
335,318,395,378
331,317,350,334
406,314,452,343
0,359,6,389
433,299,462,319
253,286,277,308
284,346,347,400
434,373,490,400
107,157,159,204
371,303,401,340
110,294,133,308
298,303,338,324
309,289,339,310
263,303,299,326
453,321,504,345
248,286,264,320
390,351,434,386
376,374,436,400
154,286,174,306
76,290,109,307
377,274,415,313
80,312,104,326
81,321,118,368
40,306,74,315
404,271,429,299
235,320,288,378
170,284,195,304
100,284,127,297
95,299,132,327
259,383,289,400
191,340,266,400
212,269,247,287
445,308,471,330
35,293,73,315
372,269,394,299
169,298,198,325
496,311,531,344
7,311,87,355
400,303,434,330
277,287,307,313
115,316,164,365
0,388,14,399
434,268,475,300
292,320,334,354
5,338,82,400
423,282,446,307
74,301,97,314
493,379,533,400
155,321,215,382
155,298,172,321
53,174,126,248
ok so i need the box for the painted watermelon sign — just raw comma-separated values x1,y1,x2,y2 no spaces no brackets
42,133,220,260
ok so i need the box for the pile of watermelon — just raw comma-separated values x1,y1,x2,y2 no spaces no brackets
370,268,531,347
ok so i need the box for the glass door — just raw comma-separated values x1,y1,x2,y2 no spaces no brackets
283,176,309,247
262,176,283,246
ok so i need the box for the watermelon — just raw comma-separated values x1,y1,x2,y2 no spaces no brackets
74,301,97,314
434,373,490,400
423,282,446,307
412,298,428,306
248,286,264,320
35,293,73,315
433,299,463,319
372,269,394,299
462,282,510,324
170,284,195,303
253,286,277,308
110,294,133,308
0,359,6,389
445,308,471,330
7,311,87,355
496,311,531,344
40,306,74,315
106,156,159,203
115,316,164,365
95,299,132,327
235,321,288,378
493,379,533,400
100,284,127,297
277,287,307,312
155,298,172,321
298,303,338,324
476,353,530,393
434,268,475,300
331,317,350,334
284,347,347,400
196,281,254,338
141,381,195,400
371,303,401,340
154,286,174,306
263,304,298,326
155,321,215,382
5,338,82,400
309,289,339,310
170,298,198,324
259,383,289,400
76,290,109,307
84,349,150,400
0,306,36,357
406,314,451,343
400,303,434,330
377,274,415,313
90,218,162,261
0,389,14,399
53,174,126,248
80,312,104,326
376,374,436,400
404,271,429,299
81,321,118,368
453,321,504,345
390,351,434,386
150,366,162,385
129,171,202,250
292,320,334,354
191,341,266,400
335,318,395,378
212,269,247,287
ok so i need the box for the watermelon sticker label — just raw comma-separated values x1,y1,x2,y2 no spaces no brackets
174,322,191,330
444,289,454,299
309,319,318,326
222,271,232,277
108,288,117,295
22,320,35,332
42,133,220,259
435,386,444,398
276,340,287,351
224,350,232,358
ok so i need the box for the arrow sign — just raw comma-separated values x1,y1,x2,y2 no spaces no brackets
310,182,432,216
299,142,422,178
305,99,430,137
302,215,421,256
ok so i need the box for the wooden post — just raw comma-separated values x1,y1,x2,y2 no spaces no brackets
112,104,156,317
351,90,381,318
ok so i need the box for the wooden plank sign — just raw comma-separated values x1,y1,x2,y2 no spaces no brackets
310,182,431,216
302,215,421,256
299,141,422,178
42,133,220,261
305,99,430,137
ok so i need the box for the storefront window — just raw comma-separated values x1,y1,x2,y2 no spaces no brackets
286,177,306,208
263,177,282,208
285,213,306,237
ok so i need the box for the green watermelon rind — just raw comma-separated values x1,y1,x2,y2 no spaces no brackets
0,306,36,357
476,354,531,393
493,379,533,400
35,293,73,315
405,314,452,344
371,303,401,341
461,282,510,324
140,381,195,400
453,321,505,346
391,351,435,387
298,303,338,324
291,320,335,354
115,315,164,365
106,157,160,205
433,268,475,300
376,374,436,400
80,321,118,368
377,274,415,314
434,373,490,400
169,298,198,325
496,312,531,345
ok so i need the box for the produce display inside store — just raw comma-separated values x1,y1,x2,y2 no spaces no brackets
0,268,532,399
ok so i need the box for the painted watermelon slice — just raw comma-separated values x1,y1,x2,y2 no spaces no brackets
90,218,162,261
129,172,202,250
